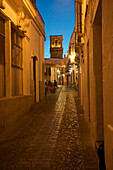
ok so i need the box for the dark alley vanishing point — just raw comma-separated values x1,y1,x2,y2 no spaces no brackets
0,86,98,170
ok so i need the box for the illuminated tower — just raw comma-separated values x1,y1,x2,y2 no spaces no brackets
50,35,63,58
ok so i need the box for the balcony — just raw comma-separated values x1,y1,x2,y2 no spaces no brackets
78,32,84,37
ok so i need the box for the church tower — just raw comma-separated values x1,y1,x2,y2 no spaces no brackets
50,35,63,58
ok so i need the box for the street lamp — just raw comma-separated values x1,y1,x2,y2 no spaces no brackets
69,54,75,63
57,69,60,73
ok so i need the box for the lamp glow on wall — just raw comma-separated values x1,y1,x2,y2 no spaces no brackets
69,53,76,63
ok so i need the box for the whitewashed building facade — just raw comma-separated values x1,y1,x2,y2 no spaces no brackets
0,0,45,130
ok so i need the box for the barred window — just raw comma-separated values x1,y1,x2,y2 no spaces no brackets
11,26,23,96
0,16,5,97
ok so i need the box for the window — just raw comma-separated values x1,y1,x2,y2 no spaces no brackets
11,26,23,96
55,40,58,47
49,67,51,76
0,17,5,97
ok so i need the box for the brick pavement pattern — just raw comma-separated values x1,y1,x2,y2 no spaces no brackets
0,86,99,170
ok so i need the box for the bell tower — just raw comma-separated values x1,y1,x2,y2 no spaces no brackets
50,35,63,58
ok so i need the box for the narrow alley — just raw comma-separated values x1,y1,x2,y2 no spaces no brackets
0,87,98,170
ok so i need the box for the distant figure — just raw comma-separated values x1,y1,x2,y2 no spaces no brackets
48,81,51,86
54,80,57,87
75,77,78,90
97,143,106,170
45,82,48,95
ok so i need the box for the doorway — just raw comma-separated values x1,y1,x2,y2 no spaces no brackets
67,75,69,86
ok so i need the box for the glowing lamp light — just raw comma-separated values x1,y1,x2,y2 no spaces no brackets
57,70,60,73
63,74,65,77
69,67,73,74
69,55,75,63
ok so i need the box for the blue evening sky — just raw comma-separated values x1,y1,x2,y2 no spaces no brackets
36,0,75,58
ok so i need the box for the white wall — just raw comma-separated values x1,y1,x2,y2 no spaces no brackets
0,0,45,130
23,21,40,102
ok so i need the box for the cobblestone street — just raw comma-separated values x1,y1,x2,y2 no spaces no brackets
0,86,99,170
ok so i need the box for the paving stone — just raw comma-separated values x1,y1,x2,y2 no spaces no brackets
0,86,99,170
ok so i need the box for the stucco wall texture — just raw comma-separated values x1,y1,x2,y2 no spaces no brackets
80,0,113,169
102,0,113,169
81,0,103,143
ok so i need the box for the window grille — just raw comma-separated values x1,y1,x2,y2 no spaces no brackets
11,26,23,96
